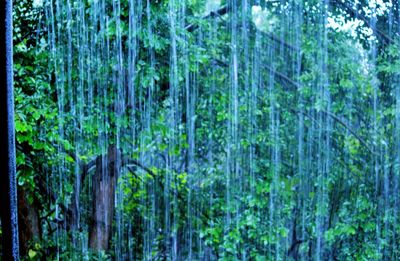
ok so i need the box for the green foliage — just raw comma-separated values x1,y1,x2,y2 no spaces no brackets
12,0,400,260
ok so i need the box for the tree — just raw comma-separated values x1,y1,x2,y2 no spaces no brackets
11,0,400,259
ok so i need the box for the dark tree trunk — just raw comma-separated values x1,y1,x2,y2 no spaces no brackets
17,188,41,257
89,145,121,251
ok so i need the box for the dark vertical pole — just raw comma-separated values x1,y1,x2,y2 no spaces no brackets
0,0,20,259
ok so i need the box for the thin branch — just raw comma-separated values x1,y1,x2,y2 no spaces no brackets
264,32,300,52
126,166,143,182
293,107,376,156
264,64,301,90
186,5,299,52
290,108,321,127
185,6,229,32
36,175,74,225
321,110,377,155
122,156,157,178
40,208,56,220
214,58,300,90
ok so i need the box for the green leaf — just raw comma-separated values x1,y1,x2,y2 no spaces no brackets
28,249,37,259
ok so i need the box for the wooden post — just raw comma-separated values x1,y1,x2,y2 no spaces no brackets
0,0,20,259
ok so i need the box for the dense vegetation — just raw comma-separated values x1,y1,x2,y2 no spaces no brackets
8,0,400,260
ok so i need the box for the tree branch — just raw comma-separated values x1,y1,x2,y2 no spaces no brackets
214,57,300,90
264,64,301,90
321,110,377,156
186,5,299,52
185,6,229,32
36,175,74,225
122,156,157,178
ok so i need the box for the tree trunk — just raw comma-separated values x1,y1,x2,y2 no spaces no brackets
18,188,41,257
89,145,121,251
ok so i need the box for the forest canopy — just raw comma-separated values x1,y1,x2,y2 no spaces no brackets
9,0,400,260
